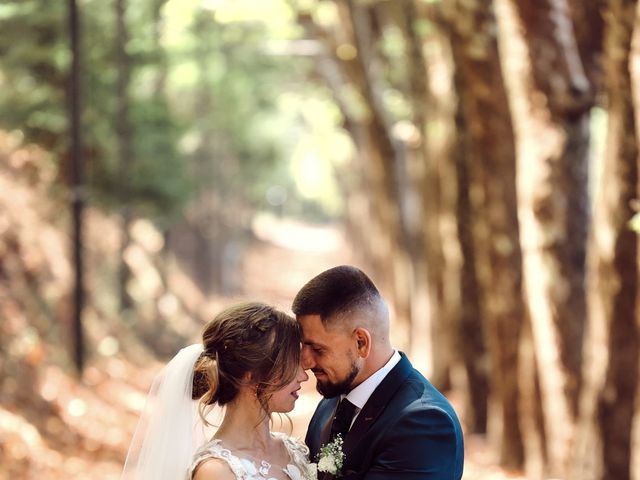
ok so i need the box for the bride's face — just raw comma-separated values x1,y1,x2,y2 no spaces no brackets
268,364,309,413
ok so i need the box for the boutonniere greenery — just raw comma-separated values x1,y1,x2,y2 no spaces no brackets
317,434,345,476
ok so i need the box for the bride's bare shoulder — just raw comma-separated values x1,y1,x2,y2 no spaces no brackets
193,458,236,480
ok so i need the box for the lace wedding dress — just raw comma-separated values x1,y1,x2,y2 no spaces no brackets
187,432,317,480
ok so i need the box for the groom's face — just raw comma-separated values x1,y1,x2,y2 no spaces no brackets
298,314,361,398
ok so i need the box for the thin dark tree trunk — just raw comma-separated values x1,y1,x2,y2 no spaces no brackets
68,0,85,374
115,0,133,310
189,12,227,296
151,0,169,96
151,0,171,290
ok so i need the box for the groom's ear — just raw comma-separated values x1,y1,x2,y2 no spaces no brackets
353,328,371,358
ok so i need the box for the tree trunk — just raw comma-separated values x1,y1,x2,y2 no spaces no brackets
294,2,414,349
291,24,386,283
150,0,171,291
444,0,525,468
518,314,548,478
115,0,133,311
339,0,415,350
151,0,169,96
508,0,593,474
393,0,451,388
568,0,605,91
570,2,639,479
452,94,489,435
68,0,85,374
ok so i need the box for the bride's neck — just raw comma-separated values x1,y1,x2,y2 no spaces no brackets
215,391,272,450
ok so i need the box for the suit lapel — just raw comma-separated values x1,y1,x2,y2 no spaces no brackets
313,397,340,480
342,353,413,462
308,397,340,460
319,397,340,449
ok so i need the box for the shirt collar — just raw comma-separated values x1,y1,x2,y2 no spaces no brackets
345,350,401,410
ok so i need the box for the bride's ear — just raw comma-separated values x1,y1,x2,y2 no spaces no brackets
353,328,371,358
239,372,260,398
242,371,254,385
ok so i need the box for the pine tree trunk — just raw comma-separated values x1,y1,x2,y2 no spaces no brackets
68,0,85,374
292,13,388,285
151,0,169,96
339,0,416,351
508,0,593,474
115,0,133,311
568,0,605,90
294,1,415,349
570,2,639,479
396,0,451,388
444,0,525,468
452,95,489,434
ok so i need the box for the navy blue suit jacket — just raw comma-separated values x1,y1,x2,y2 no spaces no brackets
305,353,464,479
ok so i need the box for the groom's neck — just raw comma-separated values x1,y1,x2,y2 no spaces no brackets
352,345,395,388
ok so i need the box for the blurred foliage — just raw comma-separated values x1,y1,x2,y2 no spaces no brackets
0,2,68,152
0,0,346,225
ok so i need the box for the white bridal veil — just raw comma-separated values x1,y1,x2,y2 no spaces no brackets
121,344,219,480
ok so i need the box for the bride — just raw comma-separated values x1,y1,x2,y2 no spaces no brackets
121,302,316,480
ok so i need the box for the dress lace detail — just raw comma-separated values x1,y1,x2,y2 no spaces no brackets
187,432,317,480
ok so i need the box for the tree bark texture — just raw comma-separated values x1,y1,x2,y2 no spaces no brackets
295,2,416,350
338,0,417,351
567,0,605,93
382,0,451,386
115,0,134,311
151,0,169,96
511,0,592,116
68,0,85,374
444,0,525,468
452,93,489,434
571,2,639,479
509,0,593,474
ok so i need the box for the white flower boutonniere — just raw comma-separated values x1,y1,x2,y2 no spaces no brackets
317,434,345,476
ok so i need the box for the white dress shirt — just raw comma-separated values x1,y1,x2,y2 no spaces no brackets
344,350,402,428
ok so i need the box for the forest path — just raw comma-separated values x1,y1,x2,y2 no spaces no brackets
0,215,522,480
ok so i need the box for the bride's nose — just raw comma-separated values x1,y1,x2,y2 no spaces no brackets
301,346,314,370
297,365,309,382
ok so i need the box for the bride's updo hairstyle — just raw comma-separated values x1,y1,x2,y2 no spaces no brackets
192,302,301,421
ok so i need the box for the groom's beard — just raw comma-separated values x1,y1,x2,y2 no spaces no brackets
315,360,359,398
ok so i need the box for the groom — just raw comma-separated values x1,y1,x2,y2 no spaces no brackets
293,265,464,479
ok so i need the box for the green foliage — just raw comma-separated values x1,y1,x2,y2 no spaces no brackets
0,1,68,152
171,7,306,210
0,0,345,224
131,98,190,216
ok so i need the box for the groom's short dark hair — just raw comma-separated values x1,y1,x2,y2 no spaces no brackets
292,265,382,323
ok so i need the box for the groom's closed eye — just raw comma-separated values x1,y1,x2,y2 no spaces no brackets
303,342,326,356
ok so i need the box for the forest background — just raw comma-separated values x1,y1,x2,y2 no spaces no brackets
1,0,639,479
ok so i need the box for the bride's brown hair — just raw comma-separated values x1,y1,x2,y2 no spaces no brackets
192,302,301,424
